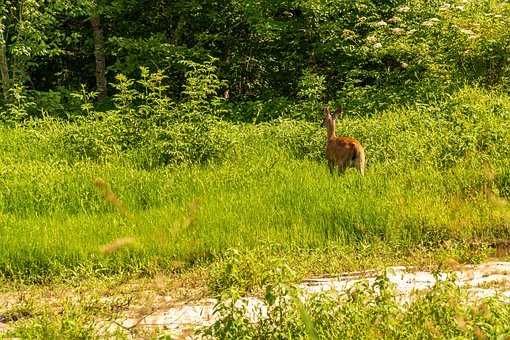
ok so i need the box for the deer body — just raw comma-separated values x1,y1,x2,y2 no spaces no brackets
323,107,365,175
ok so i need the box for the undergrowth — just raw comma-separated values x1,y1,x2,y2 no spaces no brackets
203,270,510,339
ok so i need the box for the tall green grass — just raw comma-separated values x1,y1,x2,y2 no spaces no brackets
0,87,509,282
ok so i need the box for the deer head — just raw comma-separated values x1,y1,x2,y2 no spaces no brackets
322,106,333,127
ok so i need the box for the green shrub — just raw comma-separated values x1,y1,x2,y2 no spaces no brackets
204,274,510,339
130,119,239,168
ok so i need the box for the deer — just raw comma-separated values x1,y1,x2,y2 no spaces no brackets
322,106,365,175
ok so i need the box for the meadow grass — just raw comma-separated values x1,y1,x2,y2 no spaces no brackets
0,86,509,283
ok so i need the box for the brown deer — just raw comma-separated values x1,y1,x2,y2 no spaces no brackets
322,106,365,175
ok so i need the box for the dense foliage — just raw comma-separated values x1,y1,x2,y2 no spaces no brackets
1,0,509,121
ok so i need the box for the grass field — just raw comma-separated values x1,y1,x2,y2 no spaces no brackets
1,86,509,283
1,86,510,337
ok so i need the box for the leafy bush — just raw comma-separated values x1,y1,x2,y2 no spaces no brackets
49,115,122,162
49,59,237,166
209,248,297,297
204,273,510,339
130,119,239,168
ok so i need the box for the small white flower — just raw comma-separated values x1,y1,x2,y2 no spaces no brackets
367,35,378,45
397,5,410,13
387,16,401,24
459,28,475,35
401,62,408,69
422,20,436,27
366,35,378,44
376,20,387,27
456,5,465,11
373,42,383,49
358,16,367,22
391,27,405,35
407,29,417,35
421,18,439,28
342,29,357,39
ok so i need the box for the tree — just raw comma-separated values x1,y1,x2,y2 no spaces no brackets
82,0,138,101
0,11,9,102
0,0,68,102
90,13,107,100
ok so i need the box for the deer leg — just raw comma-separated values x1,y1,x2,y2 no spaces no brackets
356,164,365,176
354,155,365,176
337,162,347,176
352,148,366,176
328,160,335,175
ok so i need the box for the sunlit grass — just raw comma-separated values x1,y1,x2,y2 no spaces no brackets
0,145,508,282
0,87,509,282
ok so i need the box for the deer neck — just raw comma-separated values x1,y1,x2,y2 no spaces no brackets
327,119,336,140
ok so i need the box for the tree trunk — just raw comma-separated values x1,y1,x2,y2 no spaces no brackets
0,22,9,103
91,15,107,101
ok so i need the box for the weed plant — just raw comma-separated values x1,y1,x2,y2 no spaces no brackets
203,269,510,339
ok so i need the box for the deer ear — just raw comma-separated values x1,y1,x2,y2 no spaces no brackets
335,107,344,116
323,106,331,114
